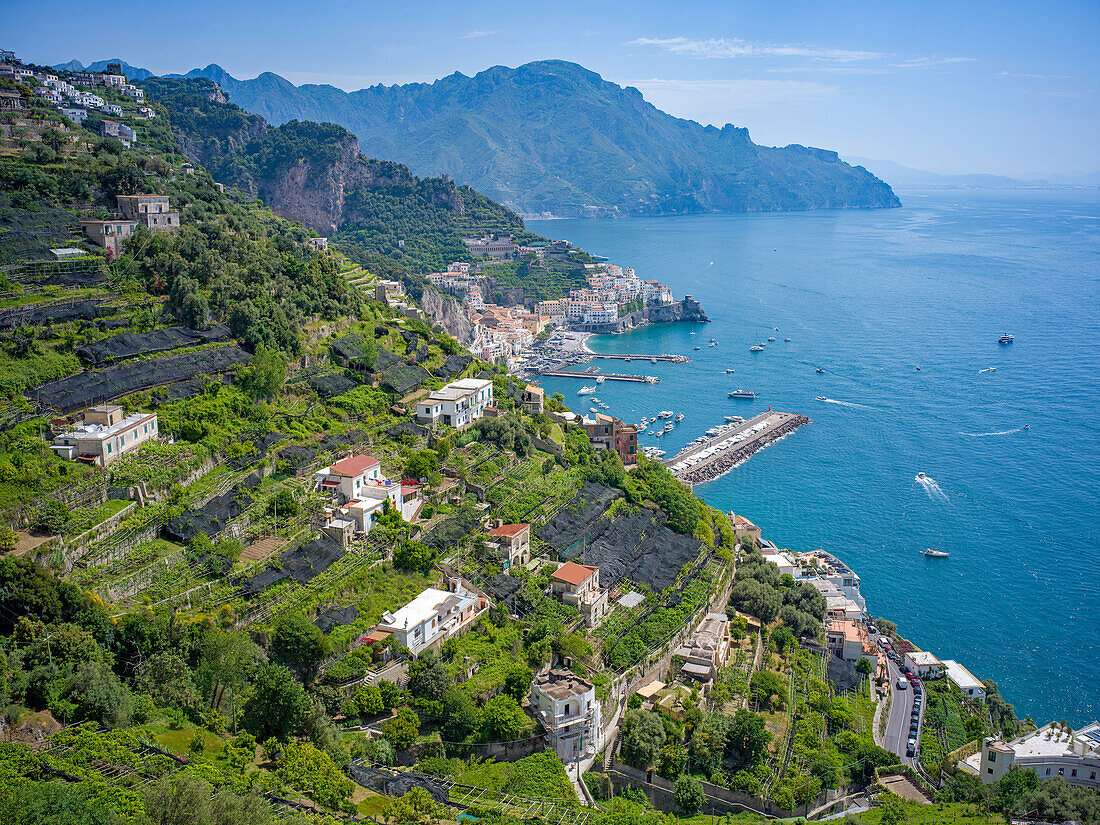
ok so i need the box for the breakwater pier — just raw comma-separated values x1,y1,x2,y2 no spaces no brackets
538,370,659,384
663,411,811,485
584,353,689,364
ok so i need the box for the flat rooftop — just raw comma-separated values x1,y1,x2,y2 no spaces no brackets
941,659,984,691
379,587,472,631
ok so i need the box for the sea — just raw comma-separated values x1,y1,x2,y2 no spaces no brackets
529,188,1100,727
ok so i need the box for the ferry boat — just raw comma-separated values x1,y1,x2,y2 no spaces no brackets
674,413,685,422
998,333,1015,344
728,389,756,399
657,410,674,419
578,385,597,395
923,548,949,558
749,345,765,352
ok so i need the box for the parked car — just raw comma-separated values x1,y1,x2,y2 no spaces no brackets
897,677,908,690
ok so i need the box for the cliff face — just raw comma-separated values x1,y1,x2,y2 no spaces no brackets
645,297,709,324
419,287,475,344
254,128,414,234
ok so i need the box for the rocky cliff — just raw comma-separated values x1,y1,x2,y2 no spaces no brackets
420,287,475,344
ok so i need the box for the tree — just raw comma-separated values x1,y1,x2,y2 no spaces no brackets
276,741,354,809
503,663,533,703
749,670,785,710
270,611,329,678
33,499,68,535
195,626,264,716
404,450,441,487
393,540,437,575
480,694,526,741
673,775,704,814
236,344,287,400
241,663,309,741
144,772,214,825
406,650,449,703
856,657,874,676
61,661,134,728
383,706,420,749
878,794,905,825
729,579,780,624
355,684,384,717
620,709,666,769
728,709,770,767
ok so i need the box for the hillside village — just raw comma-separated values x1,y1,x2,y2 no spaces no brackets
0,48,1097,825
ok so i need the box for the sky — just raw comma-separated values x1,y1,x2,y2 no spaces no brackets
4,0,1098,177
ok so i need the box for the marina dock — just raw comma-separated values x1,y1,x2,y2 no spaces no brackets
661,410,811,485
538,370,659,383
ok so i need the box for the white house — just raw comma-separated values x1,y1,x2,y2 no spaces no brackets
762,550,799,578
530,668,602,764
415,378,493,429
941,660,986,701
960,722,1100,789
315,453,383,500
376,583,488,656
903,650,945,678
51,405,158,467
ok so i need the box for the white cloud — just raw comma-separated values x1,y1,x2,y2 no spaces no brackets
461,30,498,40
998,70,1069,80
621,77,839,124
890,56,976,69
766,65,892,76
625,36,883,62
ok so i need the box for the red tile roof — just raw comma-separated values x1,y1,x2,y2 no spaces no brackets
552,561,598,586
330,454,380,477
487,523,529,538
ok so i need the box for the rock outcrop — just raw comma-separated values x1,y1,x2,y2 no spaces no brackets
419,287,475,344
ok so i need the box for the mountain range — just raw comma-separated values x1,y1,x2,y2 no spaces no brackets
55,58,899,218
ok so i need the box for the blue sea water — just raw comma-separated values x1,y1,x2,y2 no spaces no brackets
529,189,1100,726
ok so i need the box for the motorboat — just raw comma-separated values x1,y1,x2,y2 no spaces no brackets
647,430,655,436
708,341,717,347
662,423,674,433
768,337,776,342
816,396,828,401
725,368,735,373
578,385,597,395
674,413,685,422
596,375,606,384
589,407,599,413
998,333,1014,344
979,367,996,373
749,345,764,352
694,346,701,351
816,368,825,373
724,415,744,423
916,472,927,479
657,411,674,419
784,338,791,342
706,427,720,436
923,548,949,558
728,389,756,399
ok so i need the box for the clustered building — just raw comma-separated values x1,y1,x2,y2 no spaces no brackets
536,262,674,328
1,56,150,145
548,409,638,467
80,194,179,256
961,722,1100,790
313,453,423,541
415,377,494,430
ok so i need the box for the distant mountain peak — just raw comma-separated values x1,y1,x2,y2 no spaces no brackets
183,59,899,217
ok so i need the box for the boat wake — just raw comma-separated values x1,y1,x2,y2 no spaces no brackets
915,474,949,501
818,397,871,409
959,426,1029,437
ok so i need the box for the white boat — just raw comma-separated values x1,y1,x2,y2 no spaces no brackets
923,548,949,558
724,415,743,423
708,341,717,347
578,386,597,395
706,427,720,436
657,410,674,419
662,424,674,433
768,337,776,342
596,376,606,384
749,345,764,352
979,367,996,373
725,368,735,373
589,407,599,412
675,413,685,422
647,430,655,435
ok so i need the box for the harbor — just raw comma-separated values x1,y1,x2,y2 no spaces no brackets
540,370,659,384
663,410,811,485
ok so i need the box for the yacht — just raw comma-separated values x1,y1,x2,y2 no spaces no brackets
749,345,765,352
657,410,674,419
724,415,744,423
998,333,1014,344
578,385,597,395
662,423,674,433
923,548,949,558
728,389,756,399
674,413,685,423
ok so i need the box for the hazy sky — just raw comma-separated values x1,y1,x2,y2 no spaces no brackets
6,0,1098,176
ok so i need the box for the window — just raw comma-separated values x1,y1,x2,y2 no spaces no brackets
1071,769,1077,777
987,768,994,775
1058,768,1064,776
1091,772,1096,780
133,429,138,439
988,752,996,763
1046,769,1051,775
106,443,112,454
